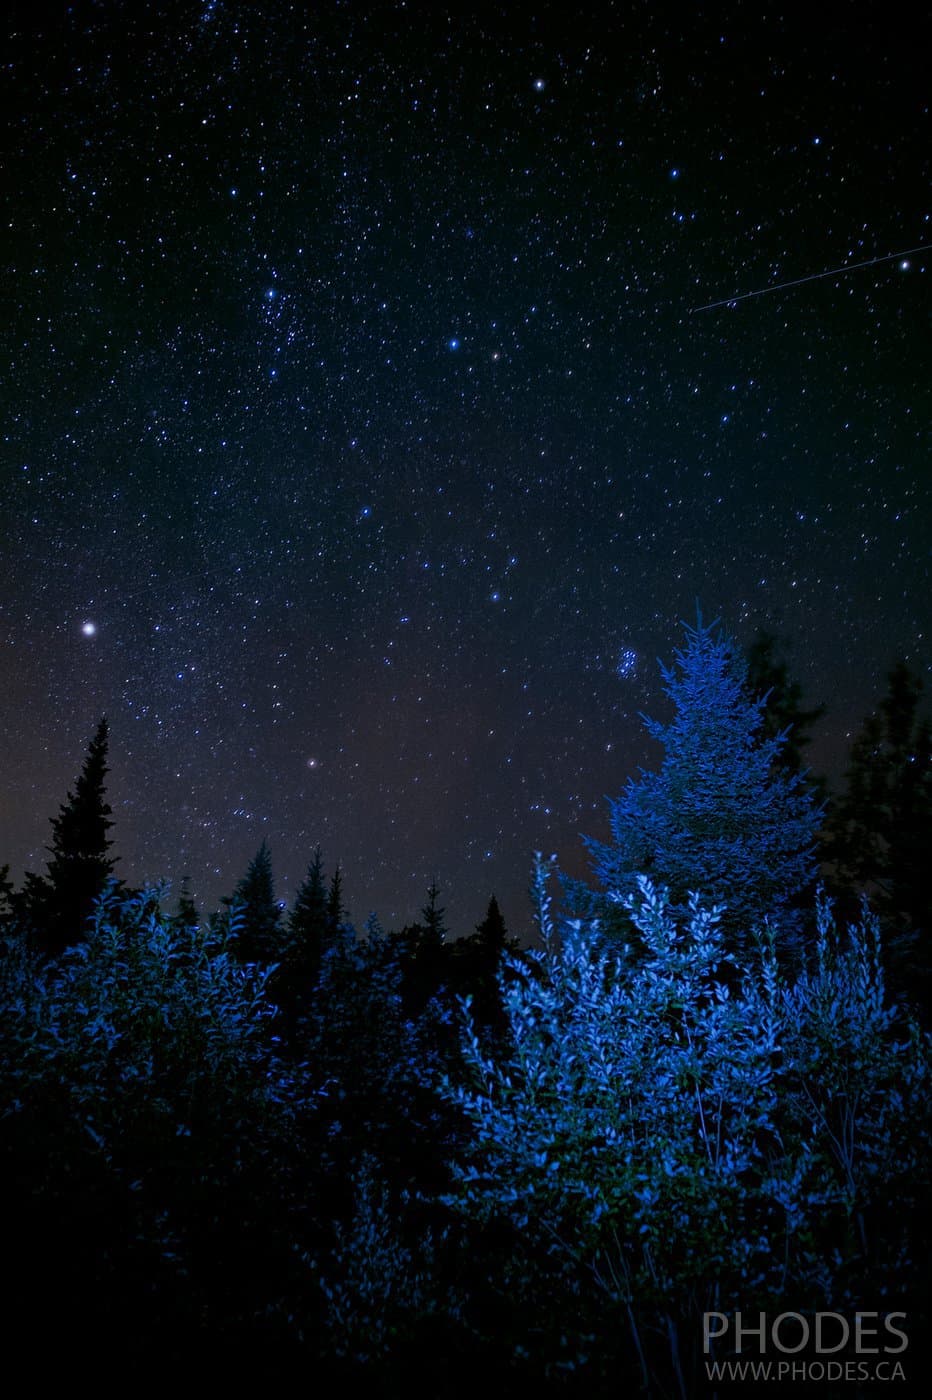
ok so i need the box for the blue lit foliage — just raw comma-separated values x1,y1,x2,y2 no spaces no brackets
0,886,298,1283
317,1152,462,1366
0,884,328,1355
582,618,822,946
444,857,931,1384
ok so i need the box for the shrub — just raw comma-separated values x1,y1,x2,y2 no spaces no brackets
443,858,931,1392
0,886,304,1358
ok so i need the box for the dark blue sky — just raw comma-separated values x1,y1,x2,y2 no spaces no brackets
1,1,928,935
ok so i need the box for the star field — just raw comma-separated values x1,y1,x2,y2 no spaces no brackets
0,2,928,933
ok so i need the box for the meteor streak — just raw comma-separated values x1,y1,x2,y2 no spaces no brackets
690,243,930,313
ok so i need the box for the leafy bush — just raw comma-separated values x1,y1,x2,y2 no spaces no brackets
1,884,286,1143
316,1153,460,1365
0,886,306,1359
443,858,931,1391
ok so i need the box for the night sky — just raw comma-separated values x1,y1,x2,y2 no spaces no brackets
1,2,928,936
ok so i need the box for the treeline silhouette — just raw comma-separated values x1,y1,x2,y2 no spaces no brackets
0,624,929,1392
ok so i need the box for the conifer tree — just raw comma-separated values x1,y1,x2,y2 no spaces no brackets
288,847,332,991
475,894,508,957
0,864,14,935
829,661,932,952
25,718,117,956
745,630,826,785
421,880,447,946
394,881,450,1011
0,864,12,910
229,840,282,964
453,893,512,1029
326,864,344,942
576,618,823,948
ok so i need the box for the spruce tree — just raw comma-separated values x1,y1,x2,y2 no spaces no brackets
745,630,826,784
229,840,282,964
27,718,117,956
454,894,512,1028
475,894,508,957
577,618,822,948
394,881,449,1011
829,661,932,959
421,880,447,946
0,864,14,934
326,865,344,942
289,846,329,988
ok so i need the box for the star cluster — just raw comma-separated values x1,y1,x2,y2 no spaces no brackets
0,3,928,932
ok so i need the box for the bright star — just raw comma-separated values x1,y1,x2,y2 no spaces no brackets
533,78,545,91
81,621,97,637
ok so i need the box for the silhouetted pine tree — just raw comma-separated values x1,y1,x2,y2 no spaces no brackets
571,618,823,950
475,894,508,957
418,879,449,996
0,865,14,936
452,894,512,1032
289,847,329,992
745,630,826,788
326,864,344,942
828,661,932,1010
22,718,117,956
421,880,447,946
228,840,283,964
0,865,12,911
394,881,450,1012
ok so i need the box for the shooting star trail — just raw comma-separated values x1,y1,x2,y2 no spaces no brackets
690,243,931,313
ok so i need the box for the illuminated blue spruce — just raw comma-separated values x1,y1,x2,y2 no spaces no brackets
577,616,823,948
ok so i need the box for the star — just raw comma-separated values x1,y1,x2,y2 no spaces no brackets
81,621,97,637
